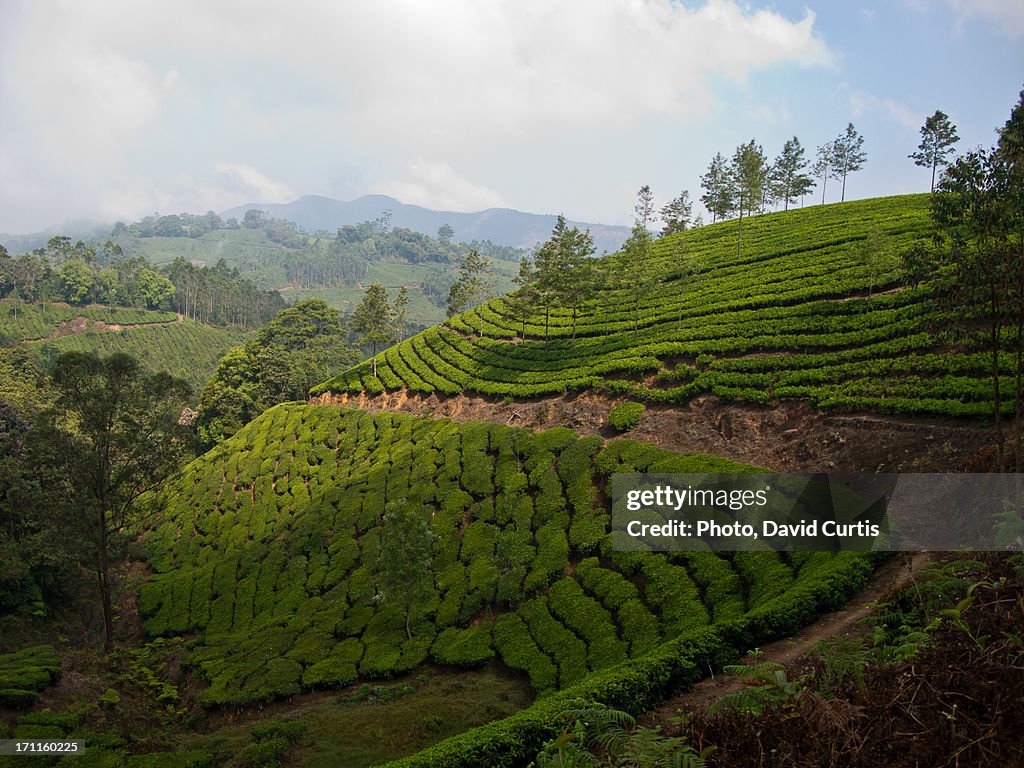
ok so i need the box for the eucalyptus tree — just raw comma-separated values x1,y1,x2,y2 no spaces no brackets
812,143,835,204
351,283,395,377
909,110,960,192
660,190,693,236
770,136,814,211
446,249,493,337
700,152,735,223
731,139,768,257
832,123,867,202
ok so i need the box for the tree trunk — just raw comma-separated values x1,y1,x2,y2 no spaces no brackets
98,511,114,653
991,300,1005,471
821,175,827,205
736,207,744,258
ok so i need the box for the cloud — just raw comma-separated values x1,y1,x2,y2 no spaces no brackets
377,161,506,211
849,89,921,133
948,0,1024,37
212,164,294,204
0,0,835,231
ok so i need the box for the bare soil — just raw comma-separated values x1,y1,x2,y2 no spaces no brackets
311,389,996,473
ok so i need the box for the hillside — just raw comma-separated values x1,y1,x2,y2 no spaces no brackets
222,194,632,254
1,300,250,391
109,224,518,329
315,195,1000,422
130,404,872,761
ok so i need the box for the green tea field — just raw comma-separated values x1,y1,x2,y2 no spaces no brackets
317,195,1003,420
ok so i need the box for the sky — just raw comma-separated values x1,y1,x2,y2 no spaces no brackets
1,0,1022,236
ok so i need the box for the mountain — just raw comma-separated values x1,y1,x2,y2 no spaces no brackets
221,194,631,254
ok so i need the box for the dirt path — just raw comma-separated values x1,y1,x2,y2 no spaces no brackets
19,313,182,343
641,551,933,722
312,389,995,473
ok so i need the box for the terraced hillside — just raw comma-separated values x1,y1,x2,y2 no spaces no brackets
1,300,250,390
139,403,872,730
316,195,999,420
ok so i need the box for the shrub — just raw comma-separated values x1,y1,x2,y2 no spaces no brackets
607,402,646,432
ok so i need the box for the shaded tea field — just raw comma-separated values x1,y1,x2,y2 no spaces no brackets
1,300,250,390
139,404,869,709
317,195,1003,419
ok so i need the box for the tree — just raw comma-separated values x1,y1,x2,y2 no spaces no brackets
770,137,813,212
554,223,597,345
832,123,867,202
506,255,538,341
731,140,768,257
242,209,266,228
60,259,94,305
446,249,493,337
622,223,654,337
850,229,887,298
812,142,835,205
635,185,656,230
912,136,1024,471
659,191,693,236
43,352,191,651
350,283,395,378
393,285,410,341
437,223,454,245
137,267,175,310
375,498,435,639
910,110,960,192
701,153,736,223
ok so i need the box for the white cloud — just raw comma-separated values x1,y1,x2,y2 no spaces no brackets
377,161,506,211
0,0,835,231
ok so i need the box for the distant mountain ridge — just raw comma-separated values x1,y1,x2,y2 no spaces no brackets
221,194,631,254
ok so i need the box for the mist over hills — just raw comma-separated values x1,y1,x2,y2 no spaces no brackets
221,194,631,254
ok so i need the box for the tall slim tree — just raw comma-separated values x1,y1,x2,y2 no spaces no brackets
731,140,768,257
832,123,867,202
393,285,410,342
350,283,395,378
446,249,493,337
770,137,813,212
506,255,538,341
555,224,597,345
700,152,735,223
812,143,835,205
909,110,960,192
43,352,191,652
634,185,656,230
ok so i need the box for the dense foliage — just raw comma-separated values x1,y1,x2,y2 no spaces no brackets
0,239,284,330
195,299,358,447
317,195,1009,419
138,404,867,713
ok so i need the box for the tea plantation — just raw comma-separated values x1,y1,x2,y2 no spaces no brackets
138,403,872,717
315,195,1002,419
1,301,250,390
